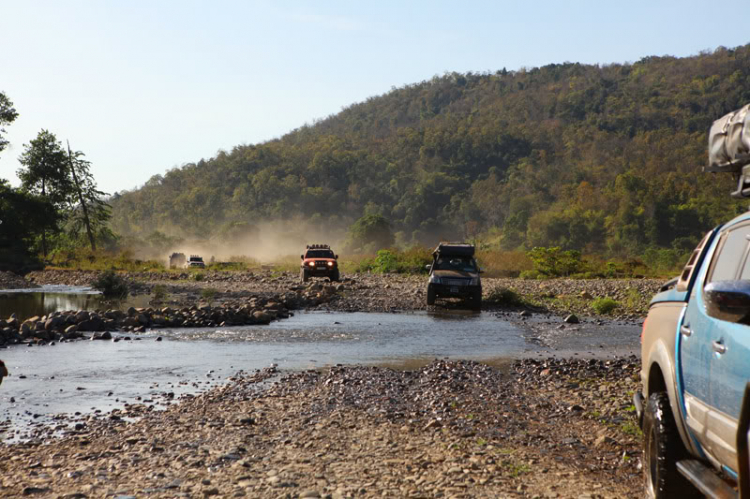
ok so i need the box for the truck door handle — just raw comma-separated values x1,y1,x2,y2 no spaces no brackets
680,325,692,337
712,340,727,354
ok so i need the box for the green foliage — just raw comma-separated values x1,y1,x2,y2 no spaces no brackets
151,284,168,303
108,46,750,259
347,214,394,251
591,297,620,315
519,269,541,280
92,270,129,299
65,147,112,250
355,247,432,274
373,249,398,273
526,247,585,277
0,91,18,155
0,179,59,271
200,287,217,303
193,272,205,282
485,287,524,306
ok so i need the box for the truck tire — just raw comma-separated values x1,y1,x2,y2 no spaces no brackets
643,392,699,498
330,270,340,282
470,289,482,311
427,285,436,306
300,268,309,283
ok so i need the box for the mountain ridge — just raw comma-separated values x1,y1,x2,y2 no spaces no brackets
110,44,750,256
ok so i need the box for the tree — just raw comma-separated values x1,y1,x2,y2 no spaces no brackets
66,142,111,251
17,130,71,258
0,91,18,156
0,179,59,271
348,214,394,251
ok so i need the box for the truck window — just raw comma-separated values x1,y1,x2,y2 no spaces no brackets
676,231,712,292
708,225,750,283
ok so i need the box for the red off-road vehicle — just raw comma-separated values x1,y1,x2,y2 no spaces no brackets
300,244,340,282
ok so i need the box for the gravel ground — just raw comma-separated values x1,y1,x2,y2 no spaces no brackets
0,270,652,497
24,269,666,318
0,358,642,498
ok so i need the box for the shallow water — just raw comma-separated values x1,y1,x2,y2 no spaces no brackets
0,309,641,441
0,286,151,322
0,310,537,440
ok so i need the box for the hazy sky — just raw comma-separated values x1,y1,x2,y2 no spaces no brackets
1,0,747,194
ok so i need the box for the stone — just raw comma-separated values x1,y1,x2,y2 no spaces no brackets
564,314,580,324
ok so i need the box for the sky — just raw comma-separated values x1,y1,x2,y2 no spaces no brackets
0,0,748,195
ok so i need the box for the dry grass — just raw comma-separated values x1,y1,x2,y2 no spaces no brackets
476,250,533,278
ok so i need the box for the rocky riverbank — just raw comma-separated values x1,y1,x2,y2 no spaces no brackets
23,269,666,317
0,357,642,498
0,271,37,290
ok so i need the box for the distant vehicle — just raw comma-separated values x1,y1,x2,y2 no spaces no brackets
168,252,186,269
186,255,205,269
300,244,339,282
426,243,482,310
637,103,750,497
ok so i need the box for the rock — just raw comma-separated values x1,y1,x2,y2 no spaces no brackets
74,311,90,323
564,314,580,324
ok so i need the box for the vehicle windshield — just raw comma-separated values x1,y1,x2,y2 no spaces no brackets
306,250,334,258
433,256,478,272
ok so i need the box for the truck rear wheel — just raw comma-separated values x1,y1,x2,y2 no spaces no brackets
427,285,436,306
643,392,699,498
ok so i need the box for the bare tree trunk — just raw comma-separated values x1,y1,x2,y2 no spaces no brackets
67,141,96,251
41,176,47,259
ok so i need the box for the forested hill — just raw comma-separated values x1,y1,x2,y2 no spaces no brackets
111,45,750,256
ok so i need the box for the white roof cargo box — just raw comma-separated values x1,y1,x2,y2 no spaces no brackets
706,103,750,198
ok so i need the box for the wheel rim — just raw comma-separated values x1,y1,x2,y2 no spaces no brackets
646,424,658,496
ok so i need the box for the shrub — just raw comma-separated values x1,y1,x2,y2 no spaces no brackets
193,272,205,282
152,284,168,303
92,270,129,299
485,287,524,306
527,246,586,277
591,297,619,315
519,269,541,280
373,249,399,273
201,288,217,304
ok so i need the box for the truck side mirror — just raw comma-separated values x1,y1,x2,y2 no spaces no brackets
425,264,432,271
300,255,304,259
335,255,339,259
705,280,750,325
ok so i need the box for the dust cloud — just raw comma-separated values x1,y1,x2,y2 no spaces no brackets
132,221,350,265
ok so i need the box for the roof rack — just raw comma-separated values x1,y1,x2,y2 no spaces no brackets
433,242,475,257
306,244,330,249
705,104,750,198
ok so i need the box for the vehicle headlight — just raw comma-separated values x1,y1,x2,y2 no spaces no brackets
327,261,334,267
429,275,441,284
470,277,480,286
308,262,315,267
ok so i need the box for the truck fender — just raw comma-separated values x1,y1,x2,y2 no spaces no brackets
645,339,701,457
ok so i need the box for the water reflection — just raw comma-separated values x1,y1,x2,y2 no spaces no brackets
0,287,150,321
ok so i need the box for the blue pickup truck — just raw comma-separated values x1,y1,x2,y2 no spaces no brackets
637,103,750,498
